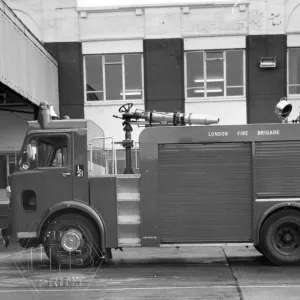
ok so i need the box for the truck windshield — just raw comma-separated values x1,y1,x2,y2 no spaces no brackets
19,134,68,170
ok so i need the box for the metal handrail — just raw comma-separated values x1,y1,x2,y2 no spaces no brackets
89,137,117,175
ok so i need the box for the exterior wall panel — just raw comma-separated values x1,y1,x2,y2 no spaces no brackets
144,38,184,112
0,1,59,111
247,35,287,124
45,42,84,118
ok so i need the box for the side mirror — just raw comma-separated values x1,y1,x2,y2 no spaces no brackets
26,144,34,160
275,97,293,122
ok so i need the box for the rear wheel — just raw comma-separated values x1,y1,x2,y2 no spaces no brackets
43,213,102,267
260,209,300,265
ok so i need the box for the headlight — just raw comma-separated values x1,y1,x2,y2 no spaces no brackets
6,186,11,198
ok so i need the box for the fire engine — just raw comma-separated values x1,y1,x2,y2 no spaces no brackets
1,98,300,266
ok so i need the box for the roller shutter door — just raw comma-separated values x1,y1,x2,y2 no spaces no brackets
158,143,252,243
256,141,300,198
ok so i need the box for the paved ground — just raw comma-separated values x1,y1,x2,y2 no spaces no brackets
0,243,299,300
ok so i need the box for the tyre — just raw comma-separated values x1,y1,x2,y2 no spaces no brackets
43,213,102,267
260,209,300,265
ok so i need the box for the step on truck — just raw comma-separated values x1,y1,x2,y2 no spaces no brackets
1,98,300,266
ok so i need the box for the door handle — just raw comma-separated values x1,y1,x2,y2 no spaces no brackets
61,172,71,177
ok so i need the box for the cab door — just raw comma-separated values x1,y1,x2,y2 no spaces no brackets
12,132,74,238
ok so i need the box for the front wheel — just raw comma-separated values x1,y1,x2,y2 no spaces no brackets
260,209,300,265
43,213,102,267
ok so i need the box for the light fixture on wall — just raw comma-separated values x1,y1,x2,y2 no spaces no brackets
260,57,277,68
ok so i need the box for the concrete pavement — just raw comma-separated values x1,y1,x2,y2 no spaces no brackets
0,243,299,299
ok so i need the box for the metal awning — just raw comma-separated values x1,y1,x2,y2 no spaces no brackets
0,1,59,113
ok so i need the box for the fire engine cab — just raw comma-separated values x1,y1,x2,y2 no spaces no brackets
1,98,300,267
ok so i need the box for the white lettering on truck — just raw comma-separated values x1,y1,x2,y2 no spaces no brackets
257,130,280,136
237,131,248,136
208,132,228,137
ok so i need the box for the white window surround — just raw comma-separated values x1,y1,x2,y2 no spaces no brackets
184,49,246,101
184,36,246,51
82,40,143,54
287,34,300,47
185,96,246,103
287,47,300,96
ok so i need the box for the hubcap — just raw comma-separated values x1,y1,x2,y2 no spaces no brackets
61,229,82,252
273,222,300,255
283,232,293,243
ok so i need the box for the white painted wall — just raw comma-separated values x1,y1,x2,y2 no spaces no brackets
186,99,247,126
7,0,296,44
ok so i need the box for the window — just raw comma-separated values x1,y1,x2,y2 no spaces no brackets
84,54,144,102
20,135,69,170
185,50,245,99
288,48,300,95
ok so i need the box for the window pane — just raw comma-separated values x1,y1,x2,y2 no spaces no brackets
226,50,243,86
21,135,68,169
125,91,143,100
87,92,103,101
206,51,224,59
85,55,103,92
8,154,16,163
206,60,223,81
289,49,300,87
187,88,204,98
227,87,244,96
9,163,15,176
289,85,300,94
51,148,68,167
124,54,142,91
207,81,224,97
105,64,123,100
186,52,204,88
105,54,122,63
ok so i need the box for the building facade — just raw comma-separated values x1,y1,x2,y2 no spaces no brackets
2,0,300,171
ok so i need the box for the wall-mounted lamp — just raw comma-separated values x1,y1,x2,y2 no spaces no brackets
260,57,277,68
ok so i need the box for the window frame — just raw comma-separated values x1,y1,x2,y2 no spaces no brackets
22,133,71,170
83,53,145,104
287,47,300,97
184,49,246,101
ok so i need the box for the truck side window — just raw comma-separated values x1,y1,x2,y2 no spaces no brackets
20,135,69,170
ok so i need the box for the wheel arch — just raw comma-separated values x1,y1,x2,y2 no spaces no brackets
36,201,106,253
256,202,300,245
